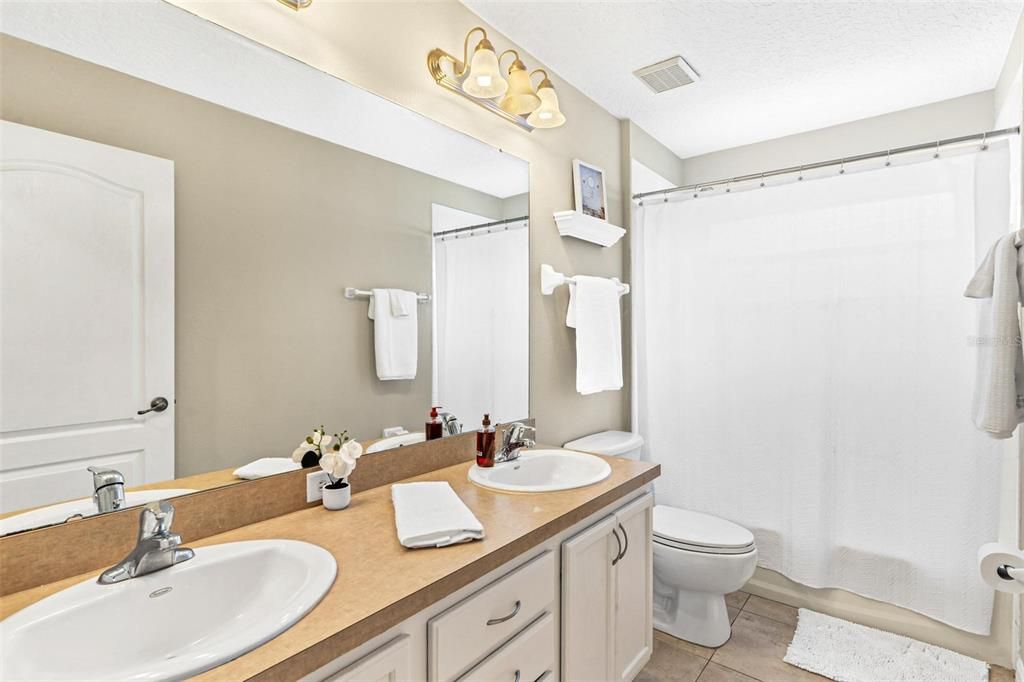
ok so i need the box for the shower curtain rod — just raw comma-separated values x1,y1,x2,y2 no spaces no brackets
433,214,529,238
632,126,1021,202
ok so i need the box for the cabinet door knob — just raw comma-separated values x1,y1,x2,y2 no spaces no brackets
486,599,521,626
611,527,623,565
137,397,169,415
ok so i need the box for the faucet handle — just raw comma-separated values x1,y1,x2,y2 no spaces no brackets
87,466,125,489
139,500,176,540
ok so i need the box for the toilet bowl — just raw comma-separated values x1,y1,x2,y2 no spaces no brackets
563,431,758,649
651,505,757,647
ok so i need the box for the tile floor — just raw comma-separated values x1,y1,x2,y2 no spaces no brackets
637,592,1015,682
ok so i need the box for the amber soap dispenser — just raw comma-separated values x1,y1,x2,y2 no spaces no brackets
426,406,443,441
476,414,496,467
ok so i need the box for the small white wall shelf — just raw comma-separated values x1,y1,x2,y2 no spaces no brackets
553,210,626,248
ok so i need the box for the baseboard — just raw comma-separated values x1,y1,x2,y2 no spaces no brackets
1015,656,1023,682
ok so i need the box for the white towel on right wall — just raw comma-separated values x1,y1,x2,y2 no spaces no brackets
567,275,623,395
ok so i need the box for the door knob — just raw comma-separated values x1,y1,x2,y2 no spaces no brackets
137,397,169,415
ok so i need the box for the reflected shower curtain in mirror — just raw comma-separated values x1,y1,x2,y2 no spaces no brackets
434,225,528,424
636,143,1011,634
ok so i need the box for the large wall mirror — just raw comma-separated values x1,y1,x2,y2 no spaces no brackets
0,3,529,536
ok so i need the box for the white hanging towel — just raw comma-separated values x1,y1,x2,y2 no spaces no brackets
368,288,418,380
566,275,623,395
391,481,485,548
964,230,1024,439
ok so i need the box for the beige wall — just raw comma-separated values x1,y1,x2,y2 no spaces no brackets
0,35,527,476
165,0,630,449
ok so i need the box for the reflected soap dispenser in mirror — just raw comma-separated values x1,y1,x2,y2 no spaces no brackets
426,407,443,441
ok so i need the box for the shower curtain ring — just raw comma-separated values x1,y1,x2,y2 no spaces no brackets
839,159,846,175
885,149,891,167
797,167,803,181
933,140,940,158
981,132,989,151
726,178,732,193
759,172,765,188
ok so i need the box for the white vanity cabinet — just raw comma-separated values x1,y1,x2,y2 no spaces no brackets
304,489,653,682
562,492,654,682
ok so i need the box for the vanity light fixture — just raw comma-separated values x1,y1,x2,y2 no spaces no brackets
427,27,566,132
276,0,312,9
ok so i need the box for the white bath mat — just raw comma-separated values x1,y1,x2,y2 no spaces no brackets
784,609,988,682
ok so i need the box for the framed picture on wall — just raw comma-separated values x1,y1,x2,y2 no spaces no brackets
572,159,608,221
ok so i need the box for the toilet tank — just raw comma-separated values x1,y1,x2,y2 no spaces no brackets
563,430,644,461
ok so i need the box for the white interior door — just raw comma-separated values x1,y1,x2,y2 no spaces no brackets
0,121,174,513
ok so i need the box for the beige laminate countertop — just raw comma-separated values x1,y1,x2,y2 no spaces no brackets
0,455,659,681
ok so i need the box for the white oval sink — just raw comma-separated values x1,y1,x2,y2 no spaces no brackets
365,431,426,454
0,488,196,535
468,448,612,493
1,539,336,681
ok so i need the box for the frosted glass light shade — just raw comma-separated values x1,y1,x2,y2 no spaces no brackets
500,66,541,115
464,42,507,99
527,85,566,128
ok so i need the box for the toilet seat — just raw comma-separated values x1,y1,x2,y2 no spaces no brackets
653,505,755,555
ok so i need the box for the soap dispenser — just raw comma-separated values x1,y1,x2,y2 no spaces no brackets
426,407,443,441
476,414,496,467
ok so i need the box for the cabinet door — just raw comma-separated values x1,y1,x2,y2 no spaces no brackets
561,514,617,682
612,493,654,682
326,635,412,682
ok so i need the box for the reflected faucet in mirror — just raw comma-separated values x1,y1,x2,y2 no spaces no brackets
88,466,126,513
439,410,463,437
98,500,194,585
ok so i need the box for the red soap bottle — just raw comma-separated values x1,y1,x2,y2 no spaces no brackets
426,407,443,441
476,414,496,467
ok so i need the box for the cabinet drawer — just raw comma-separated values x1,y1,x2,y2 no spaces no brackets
457,612,555,682
429,551,555,681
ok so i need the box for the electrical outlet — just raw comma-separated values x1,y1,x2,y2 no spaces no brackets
306,470,330,503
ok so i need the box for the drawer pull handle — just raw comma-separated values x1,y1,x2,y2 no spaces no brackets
513,671,520,682
618,522,629,560
486,600,521,625
611,527,623,565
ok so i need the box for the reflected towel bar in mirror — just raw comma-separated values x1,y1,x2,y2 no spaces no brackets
539,264,629,296
344,288,432,303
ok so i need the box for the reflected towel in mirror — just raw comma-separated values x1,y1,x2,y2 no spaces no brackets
368,288,418,381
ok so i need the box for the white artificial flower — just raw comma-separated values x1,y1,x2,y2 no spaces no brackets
320,450,354,481
340,440,363,466
292,444,314,463
310,429,326,446
319,434,334,451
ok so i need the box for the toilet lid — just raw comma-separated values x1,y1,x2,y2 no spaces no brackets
653,505,755,554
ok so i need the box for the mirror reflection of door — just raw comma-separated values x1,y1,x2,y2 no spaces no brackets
432,204,529,427
0,121,175,513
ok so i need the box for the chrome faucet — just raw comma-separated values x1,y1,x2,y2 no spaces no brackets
98,500,194,585
438,409,462,437
495,422,536,463
88,466,126,513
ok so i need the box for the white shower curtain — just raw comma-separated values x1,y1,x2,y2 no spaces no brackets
434,224,529,425
637,144,1011,634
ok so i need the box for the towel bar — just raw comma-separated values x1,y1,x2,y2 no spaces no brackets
539,264,629,296
344,287,431,303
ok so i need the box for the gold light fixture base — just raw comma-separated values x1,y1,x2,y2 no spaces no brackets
427,48,535,132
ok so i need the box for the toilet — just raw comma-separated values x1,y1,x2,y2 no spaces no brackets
563,430,758,648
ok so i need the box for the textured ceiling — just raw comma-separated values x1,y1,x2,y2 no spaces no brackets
464,0,1023,158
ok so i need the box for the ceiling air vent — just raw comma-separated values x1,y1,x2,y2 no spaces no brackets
633,56,700,94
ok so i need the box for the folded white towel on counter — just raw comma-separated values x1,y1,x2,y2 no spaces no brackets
233,457,301,480
566,275,623,395
965,230,1024,439
368,288,418,381
391,481,484,549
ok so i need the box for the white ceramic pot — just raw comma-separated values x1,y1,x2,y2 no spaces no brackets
322,482,351,510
